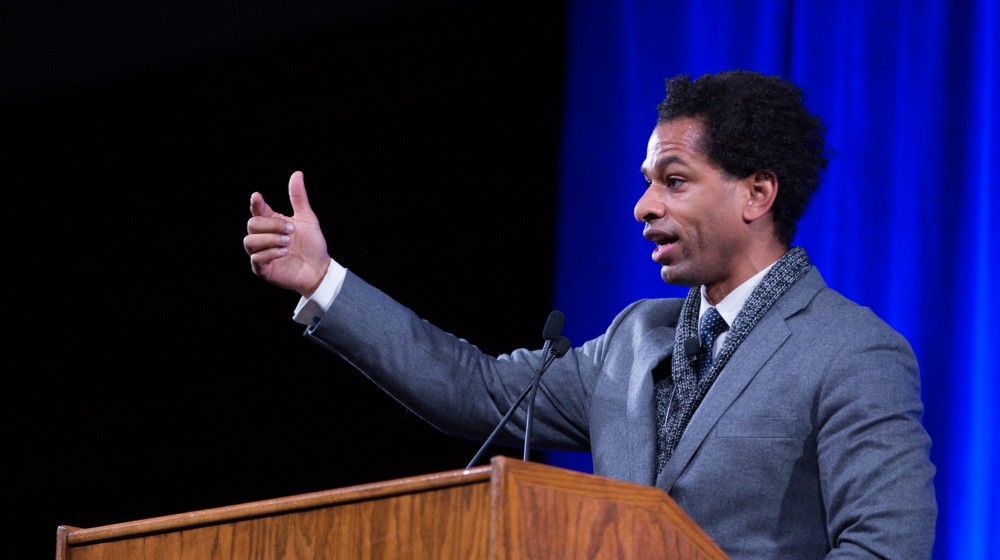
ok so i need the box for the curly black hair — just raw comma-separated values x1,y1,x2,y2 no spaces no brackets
657,70,828,245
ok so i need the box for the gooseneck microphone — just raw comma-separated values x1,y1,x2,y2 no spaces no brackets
541,309,565,346
523,332,570,461
465,310,571,469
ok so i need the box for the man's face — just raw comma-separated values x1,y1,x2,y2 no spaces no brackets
635,116,755,299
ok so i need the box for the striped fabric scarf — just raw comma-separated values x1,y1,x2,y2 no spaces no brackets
655,246,812,476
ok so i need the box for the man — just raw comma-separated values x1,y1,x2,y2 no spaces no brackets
244,70,937,558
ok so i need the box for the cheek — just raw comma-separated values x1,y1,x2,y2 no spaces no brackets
692,207,741,250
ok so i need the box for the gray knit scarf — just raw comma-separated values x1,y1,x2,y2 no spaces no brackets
655,246,812,476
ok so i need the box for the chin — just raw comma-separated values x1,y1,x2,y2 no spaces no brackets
660,266,683,285
661,266,696,287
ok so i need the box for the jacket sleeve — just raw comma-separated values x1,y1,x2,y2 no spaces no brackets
817,312,937,558
302,271,598,451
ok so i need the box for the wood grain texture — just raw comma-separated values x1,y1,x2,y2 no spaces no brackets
490,458,728,559
57,457,728,559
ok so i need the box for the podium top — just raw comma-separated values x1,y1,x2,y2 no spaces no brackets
57,456,728,560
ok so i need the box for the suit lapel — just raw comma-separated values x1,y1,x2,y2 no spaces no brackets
655,269,826,491
619,322,675,486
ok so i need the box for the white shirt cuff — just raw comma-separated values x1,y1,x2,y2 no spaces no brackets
292,259,347,326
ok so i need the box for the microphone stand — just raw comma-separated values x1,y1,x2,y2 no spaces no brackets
523,336,568,461
465,340,555,469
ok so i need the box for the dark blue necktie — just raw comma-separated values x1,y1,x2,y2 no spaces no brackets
698,307,728,377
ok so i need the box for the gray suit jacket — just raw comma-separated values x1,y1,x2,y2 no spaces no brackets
306,266,937,559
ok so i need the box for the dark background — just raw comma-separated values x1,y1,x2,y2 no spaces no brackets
3,1,566,556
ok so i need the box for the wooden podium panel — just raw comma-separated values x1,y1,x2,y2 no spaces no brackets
56,456,727,559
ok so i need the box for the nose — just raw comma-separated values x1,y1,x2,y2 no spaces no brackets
634,185,664,223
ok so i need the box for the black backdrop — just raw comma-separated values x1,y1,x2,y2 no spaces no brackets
3,1,566,556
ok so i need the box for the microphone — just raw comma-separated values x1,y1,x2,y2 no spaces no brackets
542,310,564,343
551,335,571,357
465,310,571,469
683,337,701,356
523,332,570,461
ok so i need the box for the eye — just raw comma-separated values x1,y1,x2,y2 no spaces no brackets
665,177,685,189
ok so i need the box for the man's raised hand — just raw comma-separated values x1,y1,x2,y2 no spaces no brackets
244,171,330,296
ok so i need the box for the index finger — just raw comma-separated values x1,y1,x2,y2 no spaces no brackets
250,191,275,218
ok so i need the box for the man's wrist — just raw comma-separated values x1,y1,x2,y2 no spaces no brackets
303,259,332,299
292,259,347,325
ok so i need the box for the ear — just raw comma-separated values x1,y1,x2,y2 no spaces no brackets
742,169,778,222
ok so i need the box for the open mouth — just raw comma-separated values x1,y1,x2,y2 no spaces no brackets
654,234,678,247
649,233,679,262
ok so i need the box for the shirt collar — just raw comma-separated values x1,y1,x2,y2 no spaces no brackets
699,259,779,327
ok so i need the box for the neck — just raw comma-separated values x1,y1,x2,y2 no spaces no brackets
704,243,789,305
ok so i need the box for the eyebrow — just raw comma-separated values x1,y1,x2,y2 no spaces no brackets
640,154,689,176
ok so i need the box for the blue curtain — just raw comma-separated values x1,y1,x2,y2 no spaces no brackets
550,1,998,558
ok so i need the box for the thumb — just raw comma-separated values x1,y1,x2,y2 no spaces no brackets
287,170,314,217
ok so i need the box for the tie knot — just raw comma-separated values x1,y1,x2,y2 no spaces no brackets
700,307,728,351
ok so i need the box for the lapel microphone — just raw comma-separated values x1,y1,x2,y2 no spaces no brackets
683,336,702,369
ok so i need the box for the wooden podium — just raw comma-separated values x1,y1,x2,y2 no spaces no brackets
56,456,728,559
